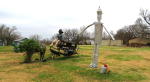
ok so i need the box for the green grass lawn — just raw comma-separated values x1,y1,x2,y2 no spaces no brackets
0,46,13,52
0,45,150,82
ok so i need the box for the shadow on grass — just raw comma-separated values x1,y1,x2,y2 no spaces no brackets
49,54,91,63
53,55,80,61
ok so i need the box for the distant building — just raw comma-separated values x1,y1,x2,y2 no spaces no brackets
13,38,28,46
128,28,150,47
0,40,3,46
129,38,150,47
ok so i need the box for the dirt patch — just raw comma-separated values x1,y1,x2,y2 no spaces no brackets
72,73,101,82
130,51,150,57
32,65,59,73
0,72,35,82
0,52,34,81
121,60,150,67
78,50,92,55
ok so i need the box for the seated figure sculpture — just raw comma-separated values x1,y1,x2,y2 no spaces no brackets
50,29,78,57
50,29,64,47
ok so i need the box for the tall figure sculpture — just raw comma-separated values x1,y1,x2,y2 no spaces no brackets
77,7,114,68
89,7,103,68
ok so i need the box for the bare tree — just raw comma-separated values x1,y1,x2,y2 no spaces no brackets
63,28,79,42
115,26,132,45
0,24,21,45
0,25,5,45
140,9,150,26
6,26,20,45
50,28,79,43
29,34,41,41
115,18,148,45
41,38,52,45
50,28,92,45
134,18,149,38
102,32,109,40
102,30,115,40
79,27,91,44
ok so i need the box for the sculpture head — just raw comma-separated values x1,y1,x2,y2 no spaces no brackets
58,29,63,34
97,6,102,22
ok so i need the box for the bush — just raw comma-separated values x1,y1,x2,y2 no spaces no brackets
19,39,40,63
13,45,20,52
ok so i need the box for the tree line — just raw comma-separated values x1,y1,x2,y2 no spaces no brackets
0,24,21,46
51,27,92,45
115,9,150,45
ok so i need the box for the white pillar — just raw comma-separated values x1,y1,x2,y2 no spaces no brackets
90,7,103,68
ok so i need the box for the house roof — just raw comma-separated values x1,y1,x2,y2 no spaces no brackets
14,38,28,42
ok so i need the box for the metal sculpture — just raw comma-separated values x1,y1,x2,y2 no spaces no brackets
50,29,78,57
50,7,115,68
79,7,115,68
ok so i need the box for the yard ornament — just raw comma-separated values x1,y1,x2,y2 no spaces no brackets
79,7,115,68
50,7,115,68
100,64,110,73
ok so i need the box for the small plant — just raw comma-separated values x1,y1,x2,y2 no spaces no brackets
19,39,41,63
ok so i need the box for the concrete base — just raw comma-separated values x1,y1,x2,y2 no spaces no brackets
89,63,98,68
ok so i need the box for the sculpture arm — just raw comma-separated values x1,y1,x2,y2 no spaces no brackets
79,23,95,36
75,23,94,44
103,25,115,40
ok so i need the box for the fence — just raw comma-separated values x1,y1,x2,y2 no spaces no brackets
101,40,123,46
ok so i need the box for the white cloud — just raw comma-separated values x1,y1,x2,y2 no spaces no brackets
0,0,150,38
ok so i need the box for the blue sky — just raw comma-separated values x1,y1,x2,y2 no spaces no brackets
0,0,150,39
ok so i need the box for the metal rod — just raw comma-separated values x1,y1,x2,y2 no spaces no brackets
79,23,95,35
103,25,115,40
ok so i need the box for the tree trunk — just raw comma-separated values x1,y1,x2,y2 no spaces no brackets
24,52,33,63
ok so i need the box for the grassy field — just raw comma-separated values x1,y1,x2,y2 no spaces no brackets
0,45,150,82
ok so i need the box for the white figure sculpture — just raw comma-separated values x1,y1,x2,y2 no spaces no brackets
79,7,114,68
89,7,103,68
